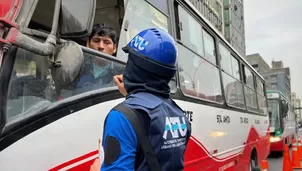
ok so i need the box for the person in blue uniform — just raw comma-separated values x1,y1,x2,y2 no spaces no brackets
91,28,192,171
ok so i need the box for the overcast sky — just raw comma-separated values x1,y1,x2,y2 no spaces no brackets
244,0,302,101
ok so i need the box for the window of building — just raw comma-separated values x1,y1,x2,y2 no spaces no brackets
271,84,277,88
270,75,277,80
252,64,258,69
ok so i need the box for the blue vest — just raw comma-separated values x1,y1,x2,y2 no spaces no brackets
124,92,191,171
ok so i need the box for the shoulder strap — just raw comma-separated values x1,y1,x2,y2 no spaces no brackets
113,103,161,171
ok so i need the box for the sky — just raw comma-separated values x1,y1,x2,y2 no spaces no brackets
244,0,302,100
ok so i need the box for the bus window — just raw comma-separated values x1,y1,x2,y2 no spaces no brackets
231,56,240,80
219,43,245,109
219,43,232,74
256,77,264,96
116,0,169,62
242,66,258,113
257,94,267,115
177,44,223,103
28,0,55,32
244,66,254,89
6,47,53,122
244,85,258,113
6,46,125,122
222,72,245,109
178,6,204,57
256,77,267,115
59,51,125,98
268,99,281,130
202,30,217,65
219,44,240,80
146,0,169,16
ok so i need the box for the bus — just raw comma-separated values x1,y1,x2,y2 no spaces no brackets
0,0,270,170
267,90,296,155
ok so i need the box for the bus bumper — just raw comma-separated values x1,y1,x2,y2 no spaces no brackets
270,138,284,152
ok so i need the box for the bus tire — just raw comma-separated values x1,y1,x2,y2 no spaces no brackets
250,148,260,171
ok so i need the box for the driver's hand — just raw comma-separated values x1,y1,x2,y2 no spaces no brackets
113,75,127,96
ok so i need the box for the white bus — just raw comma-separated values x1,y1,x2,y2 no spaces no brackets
0,0,270,170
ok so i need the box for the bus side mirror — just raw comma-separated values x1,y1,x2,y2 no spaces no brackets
51,41,84,88
59,0,96,38
281,100,288,118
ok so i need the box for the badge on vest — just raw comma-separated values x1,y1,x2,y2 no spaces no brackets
161,117,188,150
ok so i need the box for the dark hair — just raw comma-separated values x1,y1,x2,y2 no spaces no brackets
89,23,117,44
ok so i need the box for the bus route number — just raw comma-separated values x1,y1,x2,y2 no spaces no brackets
240,117,248,124
217,115,230,124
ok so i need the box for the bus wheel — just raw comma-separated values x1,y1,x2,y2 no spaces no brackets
250,158,260,171
250,149,260,171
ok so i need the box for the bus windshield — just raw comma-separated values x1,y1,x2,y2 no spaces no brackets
4,0,171,126
268,99,281,132
6,47,125,122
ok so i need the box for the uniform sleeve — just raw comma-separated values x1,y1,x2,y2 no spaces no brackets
101,110,137,171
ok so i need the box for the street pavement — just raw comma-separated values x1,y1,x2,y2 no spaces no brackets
267,129,301,171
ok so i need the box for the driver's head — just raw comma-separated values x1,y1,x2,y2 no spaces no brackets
87,23,117,56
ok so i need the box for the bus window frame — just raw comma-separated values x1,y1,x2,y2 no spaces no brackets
174,3,224,105
1,44,127,135
2,0,176,134
146,0,169,17
218,40,246,110
0,46,18,135
172,0,267,116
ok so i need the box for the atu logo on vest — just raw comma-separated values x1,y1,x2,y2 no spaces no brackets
163,117,188,140
130,35,149,51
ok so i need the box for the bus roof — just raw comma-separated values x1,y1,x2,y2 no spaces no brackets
266,90,282,94
266,89,293,104
182,0,265,81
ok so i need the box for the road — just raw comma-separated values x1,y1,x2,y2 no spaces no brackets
267,129,301,170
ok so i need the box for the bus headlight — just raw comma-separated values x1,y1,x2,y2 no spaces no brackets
270,136,282,142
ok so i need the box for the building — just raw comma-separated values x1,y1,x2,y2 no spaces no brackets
223,0,246,57
292,92,298,118
246,56,291,101
262,61,291,100
297,99,302,118
187,0,246,57
246,53,270,74
188,0,224,34
292,92,297,105
262,71,291,100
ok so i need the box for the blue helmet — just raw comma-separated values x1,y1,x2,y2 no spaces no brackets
123,28,177,67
